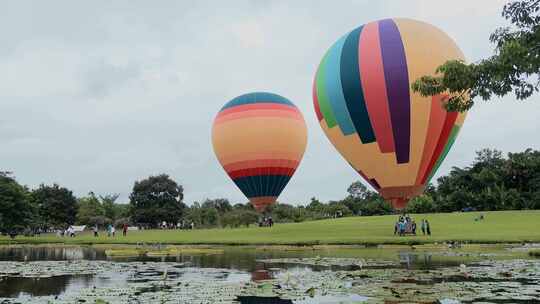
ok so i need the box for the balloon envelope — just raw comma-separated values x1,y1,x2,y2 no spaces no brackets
313,18,467,209
212,92,307,212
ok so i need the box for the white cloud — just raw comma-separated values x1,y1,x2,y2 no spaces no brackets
1,0,538,206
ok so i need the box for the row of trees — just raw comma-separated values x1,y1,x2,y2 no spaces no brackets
320,148,540,216
1,148,540,235
0,173,130,234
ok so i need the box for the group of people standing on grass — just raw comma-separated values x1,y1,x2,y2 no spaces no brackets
157,221,195,230
394,215,431,236
56,226,76,237
420,219,431,236
92,223,129,237
259,216,274,227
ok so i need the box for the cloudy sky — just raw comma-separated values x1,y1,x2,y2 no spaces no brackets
2,0,539,205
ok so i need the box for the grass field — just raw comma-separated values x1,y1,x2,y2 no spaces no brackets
1,210,539,246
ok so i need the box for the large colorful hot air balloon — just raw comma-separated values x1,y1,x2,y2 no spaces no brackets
212,92,307,212
313,18,467,209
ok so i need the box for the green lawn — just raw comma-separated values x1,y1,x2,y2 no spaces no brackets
2,210,539,246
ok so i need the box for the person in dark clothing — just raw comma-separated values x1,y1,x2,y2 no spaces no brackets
412,221,417,235
425,220,431,236
394,221,399,235
421,219,426,235
122,223,128,236
93,225,99,237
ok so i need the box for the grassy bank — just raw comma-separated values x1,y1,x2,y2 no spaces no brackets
1,210,539,246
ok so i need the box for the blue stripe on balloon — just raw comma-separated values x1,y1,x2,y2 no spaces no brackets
232,178,250,197
221,92,294,111
233,175,292,197
325,35,357,135
340,25,376,143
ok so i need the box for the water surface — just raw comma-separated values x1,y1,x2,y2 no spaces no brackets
0,245,538,303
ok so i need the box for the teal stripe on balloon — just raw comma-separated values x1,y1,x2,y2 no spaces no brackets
340,26,376,143
233,175,292,197
221,92,294,111
325,34,356,135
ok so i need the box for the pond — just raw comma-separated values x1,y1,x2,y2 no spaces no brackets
0,244,539,303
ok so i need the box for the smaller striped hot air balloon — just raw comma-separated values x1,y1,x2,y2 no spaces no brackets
212,92,307,212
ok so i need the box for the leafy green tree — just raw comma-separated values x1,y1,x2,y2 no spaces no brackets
307,197,324,211
271,203,309,223
232,202,254,211
342,181,384,215
185,203,219,227
505,149,540,192
100,193,120,220
405,195,435,214
326,201,353,217
129,174,186,227
0,173,34,234
31,184,78,228
202,207,219,226
356,197,393,216
531,191,540,209
412,0,540,111
221,209,259,228
184,202,202,226
201,198,232,215
88,216,112,227
76,192,105,225
114,204,131,220
347,181,373,200
431,147,540,211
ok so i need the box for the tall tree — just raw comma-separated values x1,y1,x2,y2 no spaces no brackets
412,0,540,111
100,193,121,220
201,198,232,215
129,174,186,226
76,192,105,225
0,173,34,234
31,184,78,228
346,181,373,200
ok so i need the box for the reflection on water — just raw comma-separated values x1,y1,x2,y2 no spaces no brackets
399,251,434,269
237,296,293,304
236,294,369,304
251,262,274,281
0,274,112,298
0,245,464,271
0,246,106,261
295,294,368,303
0,245,480,300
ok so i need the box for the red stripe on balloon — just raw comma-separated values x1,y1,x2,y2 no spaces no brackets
359,21,395,152
217,103,298,116
228,167,294,179
420,111,458,184
224,159,299,172
415,95,448,184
